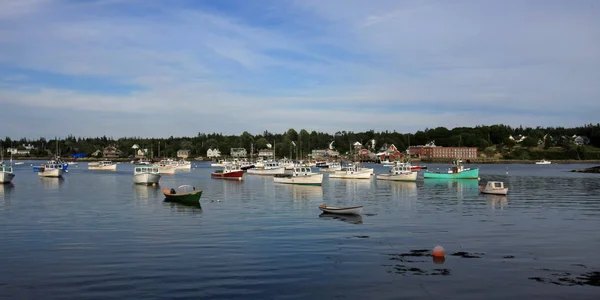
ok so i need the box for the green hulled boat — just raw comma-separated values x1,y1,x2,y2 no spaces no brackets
163,185,203,205
423,160,479,179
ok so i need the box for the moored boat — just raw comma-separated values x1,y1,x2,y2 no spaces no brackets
133,166,161,185
36,162,65,178
319,204,363,215
162,185,202,205
479,181,508,195
329,163,372,179
273,166,324,185
247,161,285,176
535,159,551,165
376,163,418,181
88,160,117,171
211,164,244,180
423,160,479,179
0,163,15,183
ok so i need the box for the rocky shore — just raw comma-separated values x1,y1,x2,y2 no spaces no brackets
570,166,600,173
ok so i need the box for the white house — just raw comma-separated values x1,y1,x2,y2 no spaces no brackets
258,149,274,159
207,148,221,158
230,148,247,158
177,149,190,159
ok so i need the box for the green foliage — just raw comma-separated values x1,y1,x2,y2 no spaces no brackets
3,123,599,160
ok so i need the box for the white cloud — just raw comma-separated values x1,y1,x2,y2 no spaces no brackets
0,0,599,138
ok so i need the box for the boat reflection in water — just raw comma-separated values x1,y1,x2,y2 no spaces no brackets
0,183,14,209
39,177,64,190
163,200,202,213
327,176,373,199
379,181,417,198
133,184,160,201
484,194,509,210
290,185,323,202
319,212,363,224
423,179,479,196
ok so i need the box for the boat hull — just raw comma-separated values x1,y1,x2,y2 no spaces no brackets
376,171,418,181
88,164,117,171
273,173,323,185
157,166,177,174
133,173,161,185
0,172,15,183
319,205,363,215
329,170,372,179
38,169,64,178
423,168,479,179
211,170,244,180
247,167,285,176
479,186,508,195
162,189,203,204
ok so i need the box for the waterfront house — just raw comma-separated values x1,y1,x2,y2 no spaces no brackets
103,145,121,159
258,149,274,159
177,149,190,159
207,148,221,158
230,148,247,158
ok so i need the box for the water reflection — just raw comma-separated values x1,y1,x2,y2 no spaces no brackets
133,185,160,200
163,201,203,214
39,177,64,190
0,183,14,209
328,177,373,193
319,212,363,224
290,185,323,202
379,181,417,197
423,179,479,195
483,194,509,210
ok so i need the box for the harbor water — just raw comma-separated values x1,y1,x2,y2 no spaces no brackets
1,162,599,299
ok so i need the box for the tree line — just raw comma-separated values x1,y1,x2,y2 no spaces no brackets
2,123,599,159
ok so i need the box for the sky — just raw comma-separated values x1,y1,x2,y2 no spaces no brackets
1,0,599,139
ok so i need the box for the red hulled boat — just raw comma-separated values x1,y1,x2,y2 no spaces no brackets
211,164,244,180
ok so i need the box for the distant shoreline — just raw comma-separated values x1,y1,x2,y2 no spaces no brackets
5,157,600,164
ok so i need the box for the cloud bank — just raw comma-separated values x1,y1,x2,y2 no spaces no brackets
1,0,599,138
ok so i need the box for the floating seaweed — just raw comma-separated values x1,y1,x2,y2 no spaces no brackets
451,251,484,258
529,268,600,287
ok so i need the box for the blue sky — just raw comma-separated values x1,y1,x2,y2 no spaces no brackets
1,0,599,138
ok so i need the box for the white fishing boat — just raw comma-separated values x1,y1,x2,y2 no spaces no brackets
211,160,230,167
0,163,15,183
88,160,117,171
479,181,509,195
319,161,342,172
273,166,324,185
535,159,551,165
14,162,24,165
37,162,65,178
329,164,372,179
0,150,15,183
133,166,161,185
153,158,191,170
132,158,152,165
376,163,418,181
247,161,285,175
319,204,363,215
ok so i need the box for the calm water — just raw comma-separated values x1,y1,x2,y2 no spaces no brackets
1,162,599,299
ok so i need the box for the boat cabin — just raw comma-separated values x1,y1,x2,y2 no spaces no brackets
292,167,314,176
135,166,159,174
390,164,411,174
448,160,468,174
485,181,505,190
1,165,13,173
263,162,281,169
224,164,241,172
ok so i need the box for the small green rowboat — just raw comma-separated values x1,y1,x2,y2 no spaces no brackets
163,185,203,204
